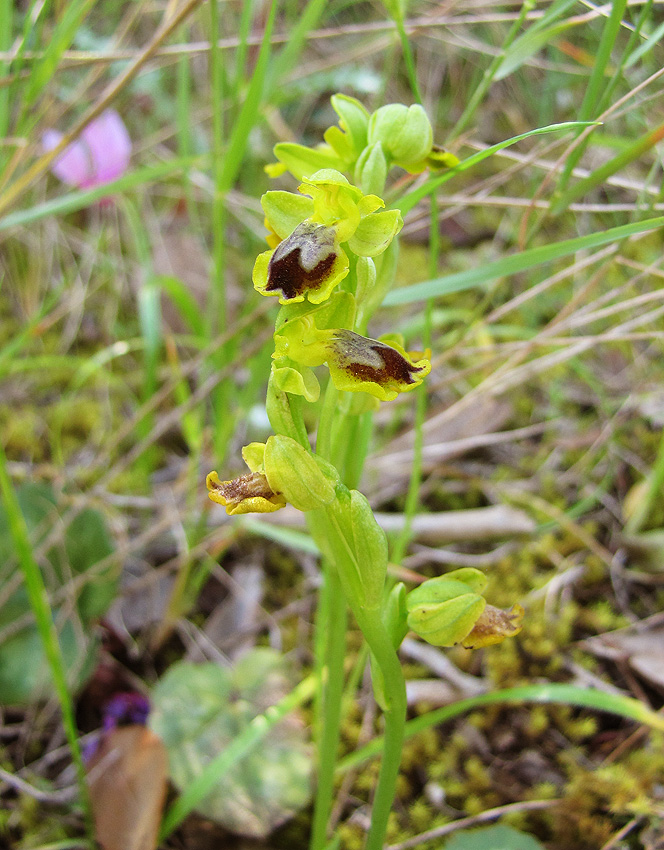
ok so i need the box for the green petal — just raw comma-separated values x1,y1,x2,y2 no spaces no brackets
348,209,403,257
271,360,320,402
261,191,314,239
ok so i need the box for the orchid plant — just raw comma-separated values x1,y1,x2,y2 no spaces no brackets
206,96,523,850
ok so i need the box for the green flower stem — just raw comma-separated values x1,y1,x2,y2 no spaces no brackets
315,504,407,850
310,400,371,849
309,553,348,850
316,377,340,461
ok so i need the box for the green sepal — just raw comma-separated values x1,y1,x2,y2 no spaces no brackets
275,291,356,335
264,435,338,512
271,142,346,180
330,93,370,156
261,191,314,239
241,441,267,472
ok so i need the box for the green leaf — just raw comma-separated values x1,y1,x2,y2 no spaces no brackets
151,651,313,839
443,824,545,850
0,483,116,705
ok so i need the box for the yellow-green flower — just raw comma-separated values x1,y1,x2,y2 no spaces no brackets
207,437,339,515
206,470,286,515
273,315,431,402
207,441,287,515
253,170,402,305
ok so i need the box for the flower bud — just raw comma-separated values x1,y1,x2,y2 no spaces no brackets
367,104,433,171
263,435,338,512
406,569,487,647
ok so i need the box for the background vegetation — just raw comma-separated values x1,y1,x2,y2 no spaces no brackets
1,0,664,848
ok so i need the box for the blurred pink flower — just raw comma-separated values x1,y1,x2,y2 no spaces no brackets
42,109,131,190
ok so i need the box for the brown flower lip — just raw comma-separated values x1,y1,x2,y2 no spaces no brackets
208,471,276,505
330,330,427,386
266,221,337,301
462,603,524,649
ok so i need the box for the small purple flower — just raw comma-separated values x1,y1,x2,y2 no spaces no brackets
82,692,151,764
42,109,131,189
102,692,151,731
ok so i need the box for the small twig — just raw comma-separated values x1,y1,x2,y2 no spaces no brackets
599,816,643,850
386,799,557,850
0,767,77,805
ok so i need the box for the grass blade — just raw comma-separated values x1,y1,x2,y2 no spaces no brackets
0,442,93,831
554,0,629,196
396,122,596,217
338,682,664,773
269,0,328,96
383,215,664,305
24,0,95,108
0,155,205,232
551,121,664,214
